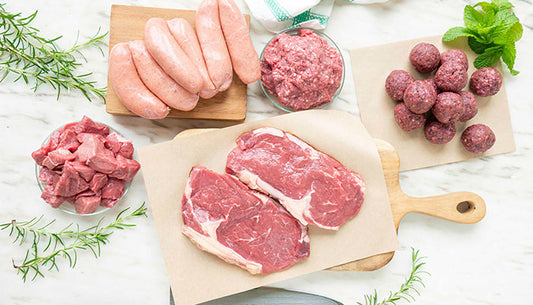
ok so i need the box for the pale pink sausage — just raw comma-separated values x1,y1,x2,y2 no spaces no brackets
108,43,170,119
167,18,218,99
196,0,233,92
144,18,203,94
218,0,260,84
129,40,199,112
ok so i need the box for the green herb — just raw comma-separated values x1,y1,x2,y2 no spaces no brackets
0,203,147,282
0,3,108,101
442,0,522,75
357,248,429,305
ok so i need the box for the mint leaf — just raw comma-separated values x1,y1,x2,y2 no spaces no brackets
490,9,519,40
464,5,486,30
442,27,476,42
475,2,495,14
504,22,523,42
468,37,494,54
473,46,503,68
492,0,514,10
502,43,519,75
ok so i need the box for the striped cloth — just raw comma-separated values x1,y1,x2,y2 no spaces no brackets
244,0,390,33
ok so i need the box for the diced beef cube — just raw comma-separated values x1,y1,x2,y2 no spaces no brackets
105,132,134,159
76,189,101,198
73,116,110,136
76,134,118,174
42,148,76,169
109,155,140,182
100,198,120,208
75,196,101,214
54,162,89,197
58,129,80,151
32,147,48,166
47,129,62,151
89,173,108,193
70,161,95,182
77,133,106,144
41,184,64,208
101,178,124,199
38,167,60,184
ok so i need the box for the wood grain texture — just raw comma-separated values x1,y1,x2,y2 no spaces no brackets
175,130,486,271
106,4,249,121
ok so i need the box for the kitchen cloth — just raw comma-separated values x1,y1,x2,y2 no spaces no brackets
244,0,389,32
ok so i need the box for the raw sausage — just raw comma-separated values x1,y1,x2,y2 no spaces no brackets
167,18,217,99
144,18,203,94
218,0,260,84
108,43,170,119
196,0,233,92
129,40,199,111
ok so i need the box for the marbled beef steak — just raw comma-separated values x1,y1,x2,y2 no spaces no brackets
226,127,366,230
181,167,310,275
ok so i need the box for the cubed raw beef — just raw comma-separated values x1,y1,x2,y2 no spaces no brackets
42,148,76,169
47,129,62,151
76,189,101,198
32,147,49,166
89,173,108,193
109,155,140,182
70,161,95,182
100,198,120,208
54,162,89,197
77,133,106,144
76,135,118,174
58,129,80,151
101,178,124,199
38,167,60,184
76,116,110,136
105,132,134,159
75,196,101,214
41,184,64,208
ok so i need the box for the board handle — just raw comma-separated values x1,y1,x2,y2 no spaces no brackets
399,192,486,224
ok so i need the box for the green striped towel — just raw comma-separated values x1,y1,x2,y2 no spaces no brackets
244,0,389,32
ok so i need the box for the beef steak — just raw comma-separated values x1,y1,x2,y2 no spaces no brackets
226,127,366,230
182,167,310,275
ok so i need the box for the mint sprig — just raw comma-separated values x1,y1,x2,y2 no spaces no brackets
442,0,522,76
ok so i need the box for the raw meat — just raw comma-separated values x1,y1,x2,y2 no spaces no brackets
101,178,124,200
226,128,366,230
109,154,141,182
182,167,310,275
42,148,76,169
53,161,90,197
89,173,108,193
76,134,118,174
105,132,134,159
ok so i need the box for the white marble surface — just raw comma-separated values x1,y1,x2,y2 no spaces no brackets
0,0,532,304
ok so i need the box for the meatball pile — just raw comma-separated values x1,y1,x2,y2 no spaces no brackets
384,42,501,154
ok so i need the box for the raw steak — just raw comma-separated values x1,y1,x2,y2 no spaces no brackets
182,167,310,275
226,127,366,230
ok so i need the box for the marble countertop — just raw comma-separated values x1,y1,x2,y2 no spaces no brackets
1,0,532,304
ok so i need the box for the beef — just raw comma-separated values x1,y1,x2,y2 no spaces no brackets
38,167,60,185
109,154,140,182
101,178,124,199
75,196,101,214
89,173,108,193
100,198,120,208
76,134,118,174
42,148,76,169
70,161,96,182
226,128,366,230
182,167,310,275
64,115,110,136
57,129,80,151
41,184,65,208
53,161,90,197
105,132,134,158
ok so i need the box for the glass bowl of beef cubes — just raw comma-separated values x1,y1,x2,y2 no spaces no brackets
32,116,140,216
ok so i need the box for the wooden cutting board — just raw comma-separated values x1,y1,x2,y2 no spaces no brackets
105,5,248,121
176,129,486,271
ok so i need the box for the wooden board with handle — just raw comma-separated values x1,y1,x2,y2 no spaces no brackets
106,5,248,121
175,129,486,271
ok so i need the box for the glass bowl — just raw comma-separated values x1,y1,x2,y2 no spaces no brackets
259,27,346,113
35,122,132,216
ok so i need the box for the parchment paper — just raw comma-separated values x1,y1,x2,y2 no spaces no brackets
139,110,398,305
351,35,515,171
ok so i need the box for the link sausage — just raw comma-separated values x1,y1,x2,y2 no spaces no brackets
129,40,198,111
144,18,203,94
196,0,233,92
167,18,218,99
108,43,170,119
218,0,260,84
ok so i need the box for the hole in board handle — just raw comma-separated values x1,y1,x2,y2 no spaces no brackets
456,201,473,214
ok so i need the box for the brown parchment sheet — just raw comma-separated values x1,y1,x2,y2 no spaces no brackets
351,35,515,171
138,110,399,305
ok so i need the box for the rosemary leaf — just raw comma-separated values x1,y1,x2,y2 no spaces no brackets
1,203,148,281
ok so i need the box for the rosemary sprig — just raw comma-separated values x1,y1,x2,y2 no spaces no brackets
0,203,147,282
0,2,107,101
357,248,430,305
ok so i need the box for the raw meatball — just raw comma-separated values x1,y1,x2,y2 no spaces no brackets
458,91,478,122
461,124,496,154
409,43,441,73
385,70,415,101
422,78,438,95
424,119,456,144
435,62,468,92
394,102,426,131
440,49,468,71
403,80,437,114
432,92,464,124
469,67,503,97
